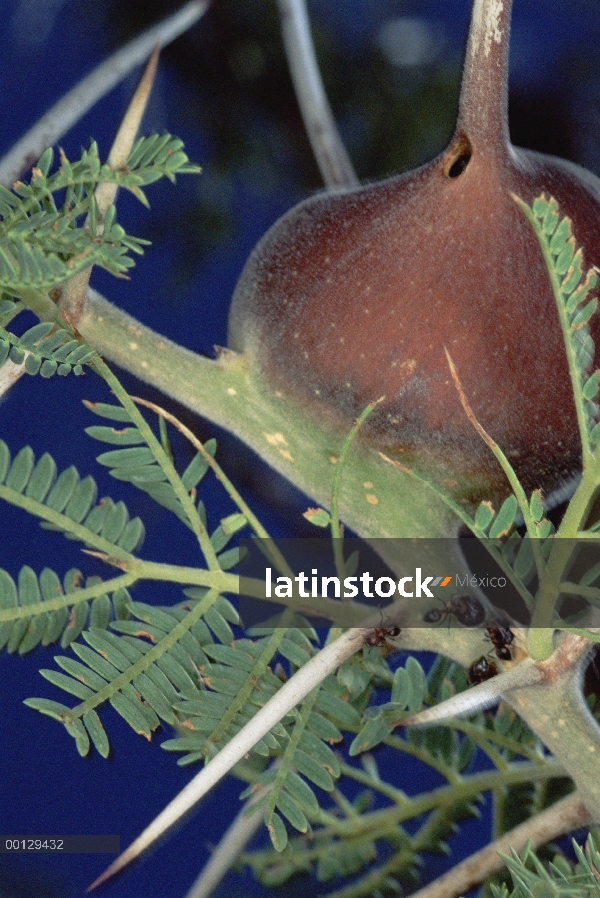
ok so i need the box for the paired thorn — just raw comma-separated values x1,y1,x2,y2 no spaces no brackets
0,1,211,188
400,660,542,728
60,46,160,324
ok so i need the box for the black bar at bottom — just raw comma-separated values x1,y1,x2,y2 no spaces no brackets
0,835,119,854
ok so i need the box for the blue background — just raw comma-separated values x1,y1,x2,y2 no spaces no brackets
0,1,599,896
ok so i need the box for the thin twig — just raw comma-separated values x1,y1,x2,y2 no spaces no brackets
59,47,159,323
87,627,369,891
0,1,211,187
276,0,358,189
129,396,290,570
445,347,545,580
408,791,591,898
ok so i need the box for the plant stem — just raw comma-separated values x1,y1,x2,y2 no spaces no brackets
504,634,600,822
530,470,597,637
79,289,465,553
297,760,565,841
121,558,373,625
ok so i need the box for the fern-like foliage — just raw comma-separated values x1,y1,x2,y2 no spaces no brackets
0,320,97,376
0,566,132,654
162,620,347,851
490,832,600,897
25,594,239,757
84,399,249,566
0,137,199,296
243,655,557,896
0,440,145,554
84,399,220,531
4,182,595,896
514,193,600,457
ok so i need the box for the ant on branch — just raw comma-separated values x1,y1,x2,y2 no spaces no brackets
364,611,401,650
468,655,498,684
485,623,514,661
467,623,514,685
423,594,486,627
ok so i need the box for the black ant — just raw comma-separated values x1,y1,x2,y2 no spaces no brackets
364,616,401,649
468,655,498,684
485,624,514,661
423,594,485,627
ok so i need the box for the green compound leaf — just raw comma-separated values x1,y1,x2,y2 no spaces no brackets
25,591,234,755
515,192,600,459
0,137,199,297
0,441,146,556
0,322,96,378
493,832,600,898
164,632,286,764
0,565,133,654
84,400,219,533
